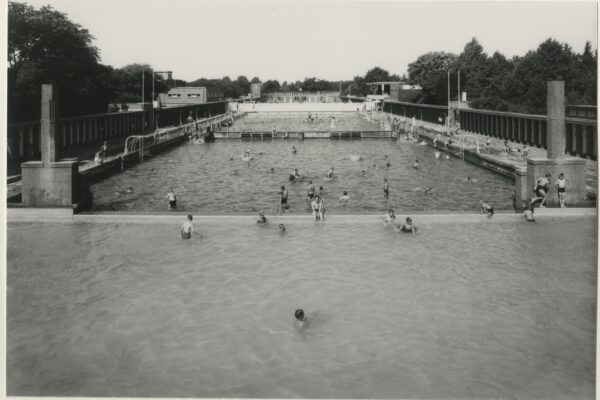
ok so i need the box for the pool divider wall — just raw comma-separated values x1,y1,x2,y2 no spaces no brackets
213,131,392,140
7,208,597,224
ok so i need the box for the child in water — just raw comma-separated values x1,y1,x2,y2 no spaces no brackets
382,208,396,226
480,200,494,217
395,217,415,235
295,309,308,330
181,215,194,239
257,210,267,224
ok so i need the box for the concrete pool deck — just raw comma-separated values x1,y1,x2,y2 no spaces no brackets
7,207,597,223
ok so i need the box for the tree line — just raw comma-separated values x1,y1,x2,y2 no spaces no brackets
407,37,597,114
7,3,597,122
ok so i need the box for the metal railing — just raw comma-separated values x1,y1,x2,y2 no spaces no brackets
6,101,228,162
383,100,597,160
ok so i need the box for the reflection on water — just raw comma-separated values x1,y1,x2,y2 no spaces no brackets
91,140,514,213
7,218,596,398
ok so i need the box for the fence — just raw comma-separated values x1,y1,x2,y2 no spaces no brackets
7,101,228,162
383,100,597,160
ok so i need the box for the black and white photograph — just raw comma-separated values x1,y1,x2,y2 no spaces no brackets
4,0,598,398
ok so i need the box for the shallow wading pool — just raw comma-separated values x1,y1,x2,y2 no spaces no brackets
7,214,596,398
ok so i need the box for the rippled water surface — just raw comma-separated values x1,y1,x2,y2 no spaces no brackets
7,217,596,398
91,140,514,212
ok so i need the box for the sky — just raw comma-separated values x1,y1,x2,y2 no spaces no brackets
10,0,600,83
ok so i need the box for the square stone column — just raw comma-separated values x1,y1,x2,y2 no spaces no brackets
21,84,81,208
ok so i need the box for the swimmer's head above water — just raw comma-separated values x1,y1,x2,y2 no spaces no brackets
279,224,286,232
295,309,304,321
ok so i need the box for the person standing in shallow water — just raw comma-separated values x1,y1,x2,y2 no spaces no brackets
165,187,177,209
181,215,194,239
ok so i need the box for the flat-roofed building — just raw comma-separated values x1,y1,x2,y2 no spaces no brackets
367,81,422,102
263,91,341,103
158,87,207,106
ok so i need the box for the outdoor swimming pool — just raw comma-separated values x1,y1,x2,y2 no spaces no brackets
223,112,384,132
7,214,596,398
91,140,515,212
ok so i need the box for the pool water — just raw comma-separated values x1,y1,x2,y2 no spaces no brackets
91,140,515,212
7,216,596,398
223,112,384,132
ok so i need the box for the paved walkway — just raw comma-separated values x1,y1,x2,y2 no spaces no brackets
379,112,597,196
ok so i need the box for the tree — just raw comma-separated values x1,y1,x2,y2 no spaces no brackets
456,38,488,100
364,67,391,83
262,80,281,93
8,2,108,121
250,77,261,83
407,52,458,105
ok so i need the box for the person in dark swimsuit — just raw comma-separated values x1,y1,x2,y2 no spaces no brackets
383,178,389,197
278,185,288,214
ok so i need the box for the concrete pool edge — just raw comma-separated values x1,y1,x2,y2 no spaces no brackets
7,207,598,223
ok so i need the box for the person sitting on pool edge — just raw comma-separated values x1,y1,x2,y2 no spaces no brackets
295,308,308,330
395,217,415,235
257,210,267,224
340,191,351,201
480,200,494,217
181,215,194,239
412,159,419,169
382,208,396,226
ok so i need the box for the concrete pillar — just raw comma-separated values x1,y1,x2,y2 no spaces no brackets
525,80,587,206
22,84,80,207
546,80,566,159
40,84,58,164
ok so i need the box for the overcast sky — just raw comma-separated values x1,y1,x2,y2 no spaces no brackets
14,0,599,83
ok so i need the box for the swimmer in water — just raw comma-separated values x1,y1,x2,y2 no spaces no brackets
382,208,396,226
523,203,535,221
361,170,366,176
395,217,416,235
384,155,391,168
279,223,287,233
292,145,297,154
270,167,275,173
125,186,134,194
318,196,325,220
165,187,177,209
383,178,389,197
412,159,419,169
278,185,288,214
311,195,320,220
257,210,267,224
181,214,194,239
295,309,308,330
424,187,434,194
307,180,316,200
327,167,335,178
317,185,324,198
480,200,494,217
340,191,351,201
